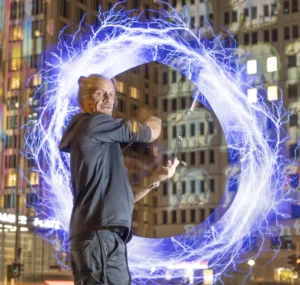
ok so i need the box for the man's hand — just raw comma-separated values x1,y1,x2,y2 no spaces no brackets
145,116,162,142
150,158,180,184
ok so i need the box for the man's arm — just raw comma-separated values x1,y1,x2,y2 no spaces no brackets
132,158,180,203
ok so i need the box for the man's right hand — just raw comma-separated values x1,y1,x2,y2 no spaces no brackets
145,116,162,142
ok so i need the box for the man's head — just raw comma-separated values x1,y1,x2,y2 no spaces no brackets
78,74,118,116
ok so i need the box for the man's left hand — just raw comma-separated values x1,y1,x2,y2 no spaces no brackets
150,158,180,184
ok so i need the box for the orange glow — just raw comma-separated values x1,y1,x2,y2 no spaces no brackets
44,281,74,285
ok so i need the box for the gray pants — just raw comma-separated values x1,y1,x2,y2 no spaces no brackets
70,230,132,285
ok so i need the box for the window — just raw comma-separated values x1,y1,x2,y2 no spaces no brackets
247,59,257,75
264,30,270,42
251,6,257,19
191,16,195,29
200,122,205,135
30,54,42,69
208,121,214,134
200,209,205,222
263,5,269,17
181,125,186,137
172,210,176,224
118,99,125,113
191,180,196,194
181,153,186,164
190,124,195,136
209,13,213,24
5,154,17,169
172,126,177,138
10,1,24,20
292,0,299,12
181,97,186,109
200,151,205,164
181,74,186,82
191,152,196,165
290,144,299,158
288,55,297,68
191,209,196,223
163,99,168,112
9,25,23,42
131,104,138,116
163,183,168,196
77,8,86,24
247,88,257,103
272,29,278,42
267,85,278,101
163,71,168,85
252,32,258,44
224,11,230,25
9,58,22,71
32,20,43,38
209,150,215,163
290,114,298,127
163,210,167,224
32,74,42,87
232,11,237,23
163,126,168,139
181,181,186,194
244,8,249,17
172,70,177,83
172,98,177,111
145,64,149,79
210,208,215,222
288,84,298,98
200,15,204,27
145,4,150,19
30,172,39,185
271,3,277,16
4,194,16,209
267,56,277,72
130,87,139,99
172,0,176,7
292,25,299,39
6,135,17,148
9,77,20,90
172,183,177,195
181,210,186,223
32,0,44,15
284,0,290,14
284,26,290,40
7,97,19,110
200,180,205,193
210,179,215,192
244,33,249,45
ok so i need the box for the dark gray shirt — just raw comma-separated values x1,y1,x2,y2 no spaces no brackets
59,112,151,238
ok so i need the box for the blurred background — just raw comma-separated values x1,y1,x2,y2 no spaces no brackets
0,0,300,284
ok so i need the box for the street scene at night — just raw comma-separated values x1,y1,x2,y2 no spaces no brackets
0,0,300,284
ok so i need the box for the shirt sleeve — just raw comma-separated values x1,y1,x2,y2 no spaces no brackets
87,114,152,143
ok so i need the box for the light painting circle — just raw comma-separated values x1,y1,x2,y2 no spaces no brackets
28,7,286,284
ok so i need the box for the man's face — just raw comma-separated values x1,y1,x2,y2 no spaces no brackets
90,78,116,115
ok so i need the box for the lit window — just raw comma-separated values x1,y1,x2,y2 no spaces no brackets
247,88,257,103
267,56,277,72
10,77,20,89
118,81,124,93
30,172,39,185
267,85,278,101
7,174,17,187
10,58,21,71
32,74,42,86
247,59,257,74
130,87,139,100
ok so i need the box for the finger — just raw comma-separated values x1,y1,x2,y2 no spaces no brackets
167,160,172,167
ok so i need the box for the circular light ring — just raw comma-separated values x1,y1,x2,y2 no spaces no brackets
26,8,286,283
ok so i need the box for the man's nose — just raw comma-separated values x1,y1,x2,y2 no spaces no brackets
102,93,110,102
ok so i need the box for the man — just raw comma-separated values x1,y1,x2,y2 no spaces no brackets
59,74,179,285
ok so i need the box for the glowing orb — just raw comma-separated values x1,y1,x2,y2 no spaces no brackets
25,5,287,284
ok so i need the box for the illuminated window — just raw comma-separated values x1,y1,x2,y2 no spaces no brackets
267,85,278,101
10,58,22,71
247,59,257,75
267,56,277,72
247,88,257,103
130,87,139,99
6,174,17,187
32,74,42,87
32,20,43,38
117,81,124,93
30,172,39,185
10,77,20,90
9,25,23,42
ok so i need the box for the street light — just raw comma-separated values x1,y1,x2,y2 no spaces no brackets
248,259,255,267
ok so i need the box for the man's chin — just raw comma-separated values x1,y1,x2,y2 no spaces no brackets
98,109,113,115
